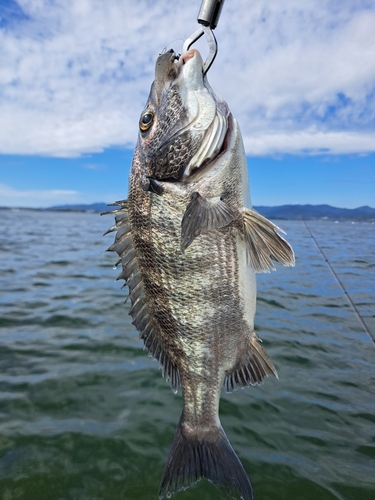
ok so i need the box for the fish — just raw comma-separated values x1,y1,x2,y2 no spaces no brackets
104,47,295,499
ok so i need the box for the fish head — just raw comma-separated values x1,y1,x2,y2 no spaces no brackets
137,48,229,187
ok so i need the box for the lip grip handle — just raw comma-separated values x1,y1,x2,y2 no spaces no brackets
197,0,225,30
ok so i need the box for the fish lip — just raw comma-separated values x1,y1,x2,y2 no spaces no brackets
177,48,204,75
179,48,198,65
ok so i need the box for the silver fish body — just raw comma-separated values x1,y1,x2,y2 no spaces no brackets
106,48,295,500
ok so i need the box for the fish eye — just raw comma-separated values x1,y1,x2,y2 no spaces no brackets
139,110,154,132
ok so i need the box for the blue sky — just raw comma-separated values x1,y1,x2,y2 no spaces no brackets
0,0,374,208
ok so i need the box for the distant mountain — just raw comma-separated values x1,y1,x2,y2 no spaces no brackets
46,202,110,212
1,203,374,220
47,203,375,220
254,204,375,220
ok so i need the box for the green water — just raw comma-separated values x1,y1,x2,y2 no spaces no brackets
0,210,374,499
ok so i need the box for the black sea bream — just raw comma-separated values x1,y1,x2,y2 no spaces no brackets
105,48,295,499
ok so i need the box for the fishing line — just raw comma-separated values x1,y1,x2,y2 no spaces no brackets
301,218,375,346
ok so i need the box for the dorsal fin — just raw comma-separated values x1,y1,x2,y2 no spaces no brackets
103,200,180,393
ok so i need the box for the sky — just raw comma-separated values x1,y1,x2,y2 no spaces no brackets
0,0,374,209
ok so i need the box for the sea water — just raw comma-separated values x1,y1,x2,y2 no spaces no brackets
0,209,374,500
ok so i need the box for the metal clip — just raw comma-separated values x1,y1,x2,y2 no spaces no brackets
182,0,225,75
182,25,217,75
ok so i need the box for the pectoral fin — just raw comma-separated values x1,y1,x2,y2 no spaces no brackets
244,208,295,272
181,192,237,253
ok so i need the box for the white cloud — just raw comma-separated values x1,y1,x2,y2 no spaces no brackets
0,182,120,208
242,130,375,156
0,181,79,207
0,0,374,157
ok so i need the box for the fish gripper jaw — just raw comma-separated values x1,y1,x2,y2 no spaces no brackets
182,0,225,75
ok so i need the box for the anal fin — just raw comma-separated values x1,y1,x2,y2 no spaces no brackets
224,333,278,393
244,208,295,273
181,192,237,253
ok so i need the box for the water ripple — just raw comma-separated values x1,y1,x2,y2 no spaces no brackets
0,211,374,499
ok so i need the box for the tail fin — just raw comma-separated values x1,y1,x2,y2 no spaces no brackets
159,418,253,499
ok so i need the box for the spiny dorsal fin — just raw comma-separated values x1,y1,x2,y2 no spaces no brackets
103,200,181,393
181,192,237,253
243,208,295,273
100,199,128,216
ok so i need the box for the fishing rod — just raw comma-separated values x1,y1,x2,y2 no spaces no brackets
301,218,375,347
